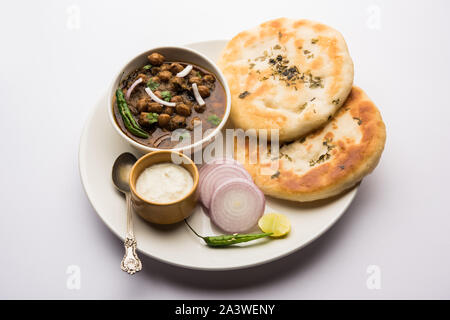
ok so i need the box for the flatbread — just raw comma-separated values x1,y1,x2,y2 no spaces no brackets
234,87,386,202
218,18,354,142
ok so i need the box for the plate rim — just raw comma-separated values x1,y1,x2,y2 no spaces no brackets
78,40,358,271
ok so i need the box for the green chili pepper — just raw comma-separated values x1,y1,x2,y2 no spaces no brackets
115,89,149,138
203,233,272,247
184,220,272,247
125,121,149,138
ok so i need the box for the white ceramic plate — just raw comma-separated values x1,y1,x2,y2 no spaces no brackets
79,40,358,270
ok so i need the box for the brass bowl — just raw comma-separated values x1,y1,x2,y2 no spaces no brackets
129,151,199,224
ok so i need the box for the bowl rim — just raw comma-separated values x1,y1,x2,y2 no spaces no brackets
129,150,199,206
107,45,231,153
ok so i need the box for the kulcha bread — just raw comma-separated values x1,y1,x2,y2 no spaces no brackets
218,18,354,142
234,87,386,202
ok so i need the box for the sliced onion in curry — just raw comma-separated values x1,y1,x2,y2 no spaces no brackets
192,83,206,106
144,87,176,107
209,178,265,233
176,64,193,78
125,77,142,100
152,132,172,147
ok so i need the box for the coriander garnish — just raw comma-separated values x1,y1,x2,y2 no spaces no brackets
146,112,159,124
271,171,280,179
310,153,331,167
179,132,191,141
146,78,160,90
256,47,323,88
305,73,323,88
239,91,251,99
309,138,335,166
161,91,172,102
207,114,221,126
353,117,362,125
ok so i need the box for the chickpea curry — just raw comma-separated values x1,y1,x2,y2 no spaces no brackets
113,52,226,149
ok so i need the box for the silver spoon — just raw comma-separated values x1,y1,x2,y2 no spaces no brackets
112,152,142,275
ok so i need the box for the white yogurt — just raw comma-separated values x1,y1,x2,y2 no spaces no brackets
136,162,193,204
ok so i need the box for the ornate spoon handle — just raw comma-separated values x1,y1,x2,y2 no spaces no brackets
120,192,142,275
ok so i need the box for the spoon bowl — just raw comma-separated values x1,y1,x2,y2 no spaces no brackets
112,152,137,193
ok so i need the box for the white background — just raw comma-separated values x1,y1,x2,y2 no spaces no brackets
1,0,449,299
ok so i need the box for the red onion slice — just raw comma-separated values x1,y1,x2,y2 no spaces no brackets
200,202,210,216
176,64,193,78
199,157,243,184
125,77,142,100
199,163,252,209
209,178,265,233
144,87,176,107
192,83,205,106
207,157,243,167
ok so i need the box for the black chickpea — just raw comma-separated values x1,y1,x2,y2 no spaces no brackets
170,63,184,74
148,102,163,113
176,103,191,116
158,114,171,127
158,71,172,82
160,64,171,72
188,77,202,85
150,67,161,75
170,77,186,90
170,95,184,103
136,98,149,113
163,106,175,115
147,52,164,66
137,73,149,83
203,74,215,82
197,85,210,98
194,104,206,113
138,112,152,127
169,115,186,130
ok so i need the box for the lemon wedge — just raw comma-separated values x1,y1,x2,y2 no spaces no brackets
258,213,291,237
